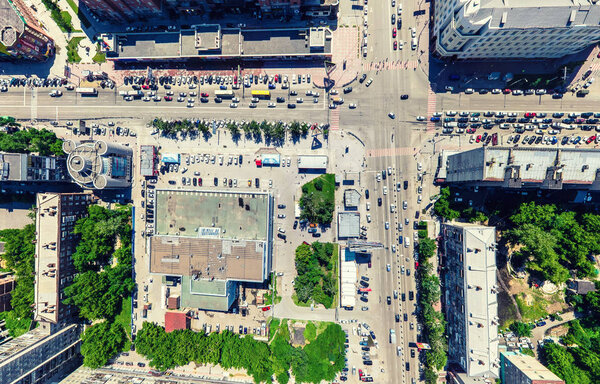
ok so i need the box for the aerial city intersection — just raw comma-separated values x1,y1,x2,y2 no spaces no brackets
0,0,598,383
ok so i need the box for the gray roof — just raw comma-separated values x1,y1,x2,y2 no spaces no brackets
444,147,600,187
344,189,361,208
466,0,600,29
0,0,24,48
140,145,155,177
338,212,360,238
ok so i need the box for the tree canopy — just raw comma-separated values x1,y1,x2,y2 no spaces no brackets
0,127,63,156
508,202,600,284
299,174,335,225
135,320,346,384
80,321,128,368
293,242,337,308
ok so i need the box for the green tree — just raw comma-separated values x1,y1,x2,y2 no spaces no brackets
510,321,533,337
81,321,127,368
433,187,460,220
543,343,591,384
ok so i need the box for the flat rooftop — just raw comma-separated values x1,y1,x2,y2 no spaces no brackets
0,327,49,365
149,235,265,281
502,352,564,382
108,27,331,60
154,189,269,240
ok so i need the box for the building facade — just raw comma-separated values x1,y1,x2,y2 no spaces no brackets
433,0,600,59
63,140,132,189
0,0,54,60
34,192,95,329
0,323,82,384
0,153,68,182
0,272,15,312
500,352,565,384
442,223,499,378
80,0,161,22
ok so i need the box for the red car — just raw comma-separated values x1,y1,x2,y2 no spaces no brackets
164,96,172,101
274,74,278,82
476,135,482,143
392,27,397,38
393,41,397,50
597,52,600,58
502,88,511,94
261,306,271,311
201,92,209,97
586,135,596,144
142,84,150,90
415,261,419,268
524,112,536,118
198,177,202,186
466,128,476,133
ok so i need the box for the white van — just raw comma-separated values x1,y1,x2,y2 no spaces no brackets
411,38,417,50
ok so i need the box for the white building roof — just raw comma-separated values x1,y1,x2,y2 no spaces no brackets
338,212,360,238
297,155,328,169
340,257,357,308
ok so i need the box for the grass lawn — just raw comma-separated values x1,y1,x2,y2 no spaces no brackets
66,37,83,63
292,292,312,307
330,243,339,308
114,296,132,351
265,274,282,305
515,292,549,322
92,50,106,63
65,0,78,12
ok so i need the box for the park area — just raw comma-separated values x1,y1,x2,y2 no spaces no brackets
299,174,335,225
293,242,338,309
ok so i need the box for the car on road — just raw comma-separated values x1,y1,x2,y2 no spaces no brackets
366,78,373,87
387,296,391,305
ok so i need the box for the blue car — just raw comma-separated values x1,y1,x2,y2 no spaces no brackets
268,83,276,89
430,117,440,122
219,85,227,90
551,136,557,144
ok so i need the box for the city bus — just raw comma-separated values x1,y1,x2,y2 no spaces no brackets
76,87,98,96
251,90,271,99
214,90,235,99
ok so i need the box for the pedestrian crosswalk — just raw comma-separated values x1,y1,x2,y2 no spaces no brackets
329,107,340,130
362,60,418,72
366,146,415,158
426,86,436,133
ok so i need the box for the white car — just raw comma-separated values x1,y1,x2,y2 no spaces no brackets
385,222,389,230
268,102,276,108
383,186,388,195
349,103,357,109
464,88,474,94
491,88,502,94
403,201,408,210
416,116,425,121
229,103,238,108
446,110,457,116
278,227,286,233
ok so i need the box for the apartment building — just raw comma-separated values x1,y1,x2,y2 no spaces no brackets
500,352,565,384
442,223,499,379
433,0,600,59
0,0,54,60
438,147,600,191
80,0,161,22
0,323,82,384
34,192,95,330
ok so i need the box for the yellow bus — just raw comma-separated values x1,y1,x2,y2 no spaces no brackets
251,90,271,99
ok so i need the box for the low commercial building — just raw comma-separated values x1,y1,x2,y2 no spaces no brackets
434,0,600,59
500,352,564,384
0,0,54,61
337,212,360,239
63,139,133,189
165,311,191,333
100,25,331,62
149,190,273,312
439,147,600,190
34,192,95,330
343,189,361,210
0,153,67,182
339,251,357,310
297,155,328,172
442,222,499,379
0,272,15,312
140,145,158,177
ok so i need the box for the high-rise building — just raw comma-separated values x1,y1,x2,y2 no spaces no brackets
80,0,161,22
0,323,82,384
500,352,565,384
0,153,68,182
0,0,54,60
442,222,499,379
433,0,600,59
63,139,133,189
34,192,95,330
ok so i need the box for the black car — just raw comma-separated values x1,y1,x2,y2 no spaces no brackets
410,349,416,358
378,197,382,206
287,103,296,109
561,136,569,145
360,296,368,303
409,291,414,300
391,14,395,24
200,97,209,103
369,331,376,339
276,96,285,103
214,177,218,186
359,74,367,83
361,276,370,281
395,314,400,322
277,204,286,209
255,178,260,187
360,280,369,288
387,296,391,305
214,97,222,103
363,360,373,366
293,220,298,229
403,180,408,190
400,94,409,100
365,189,369,199
239,154,243,164
362,346,370,351
382,170,386,180
277,233,287,240
535,136,543,144
404,313,408,321
343,87,352,94
402,293,406,302
513,134,521,143
405,362,410,371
